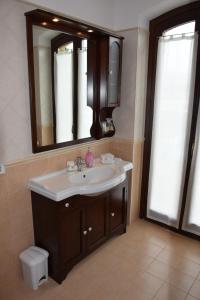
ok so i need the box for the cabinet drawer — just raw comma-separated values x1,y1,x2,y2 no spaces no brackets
58,196,83,212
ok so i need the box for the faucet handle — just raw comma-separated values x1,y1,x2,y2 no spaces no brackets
75,156,82,164
75,156,86,170
81,158,86,167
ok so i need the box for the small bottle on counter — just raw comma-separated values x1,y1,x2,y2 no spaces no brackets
85,147,94,168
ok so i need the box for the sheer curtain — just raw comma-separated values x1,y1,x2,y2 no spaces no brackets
77,42,93,139
147,33,197,227
54,51,73,143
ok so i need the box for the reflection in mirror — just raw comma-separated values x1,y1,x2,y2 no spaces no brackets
108,41,120,105
53,37,74,143
78,39,92,140
33,25,93,147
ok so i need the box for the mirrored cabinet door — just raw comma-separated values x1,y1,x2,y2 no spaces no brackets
108,37,122,107
32,25,93,148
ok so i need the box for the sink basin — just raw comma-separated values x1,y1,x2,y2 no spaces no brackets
28,158,133,201
69,165,116,185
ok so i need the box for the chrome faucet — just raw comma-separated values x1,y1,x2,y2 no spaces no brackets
75,156,85,172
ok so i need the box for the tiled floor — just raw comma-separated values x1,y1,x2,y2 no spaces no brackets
1,219,200,300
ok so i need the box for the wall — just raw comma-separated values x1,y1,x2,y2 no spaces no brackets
112,29,137,140
0,0,34,162
113,27,149,221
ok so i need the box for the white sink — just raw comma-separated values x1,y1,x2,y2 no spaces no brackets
68,165,115,184
27,158,133,201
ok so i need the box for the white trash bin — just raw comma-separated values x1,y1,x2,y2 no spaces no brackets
19,246,49,290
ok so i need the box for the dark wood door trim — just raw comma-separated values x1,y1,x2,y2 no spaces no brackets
140,1,200,238
179,18,200,230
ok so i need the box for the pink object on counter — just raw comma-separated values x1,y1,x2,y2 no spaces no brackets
85,148,94,168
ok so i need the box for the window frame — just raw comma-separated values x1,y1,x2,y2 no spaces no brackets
140,1,200,240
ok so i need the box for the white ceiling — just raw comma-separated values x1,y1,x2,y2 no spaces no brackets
20,0,193,30
113,0,192,30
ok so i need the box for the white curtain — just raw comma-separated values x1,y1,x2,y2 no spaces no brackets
54,51,73,143
77,47,93,139
147,34,197,227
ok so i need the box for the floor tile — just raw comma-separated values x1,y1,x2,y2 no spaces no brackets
1,219,199,300
130,271,164,297
186,295,199,300
153,283,187,300
167,268,195,292
147,260,171,280
189,279,200,299
147,259,195,292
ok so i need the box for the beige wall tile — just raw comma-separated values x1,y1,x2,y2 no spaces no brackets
130,141,144,221
110,138,133,161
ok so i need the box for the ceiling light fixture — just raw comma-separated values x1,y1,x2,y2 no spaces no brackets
41,22,47,26
87,29,94,33
52,18,59,22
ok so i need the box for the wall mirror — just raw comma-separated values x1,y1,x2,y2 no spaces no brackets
25,10,123,153
33,25,93,148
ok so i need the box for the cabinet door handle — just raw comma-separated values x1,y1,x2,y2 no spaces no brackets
65,203,70,208
111,212,115,217
83,230,88,235
88,227,92,232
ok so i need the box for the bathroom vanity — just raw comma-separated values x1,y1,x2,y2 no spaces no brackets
28,159,132,283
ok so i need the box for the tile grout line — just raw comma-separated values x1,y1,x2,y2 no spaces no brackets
145,260,196,295
151,280,166,300
187,277,200,300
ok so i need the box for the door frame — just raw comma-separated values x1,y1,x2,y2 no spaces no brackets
140,1,200,241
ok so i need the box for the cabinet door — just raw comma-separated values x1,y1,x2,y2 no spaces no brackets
59,206,85,265
109,181,127,234
85,194,108,253
108,37,122,107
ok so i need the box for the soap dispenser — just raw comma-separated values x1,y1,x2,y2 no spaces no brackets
85,147,94,168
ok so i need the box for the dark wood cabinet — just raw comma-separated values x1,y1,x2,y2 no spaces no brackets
31,179,128,284
85,194,108,253
98,36,123,138
59,206,84,265
99,36,123,109
109,183,127,235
